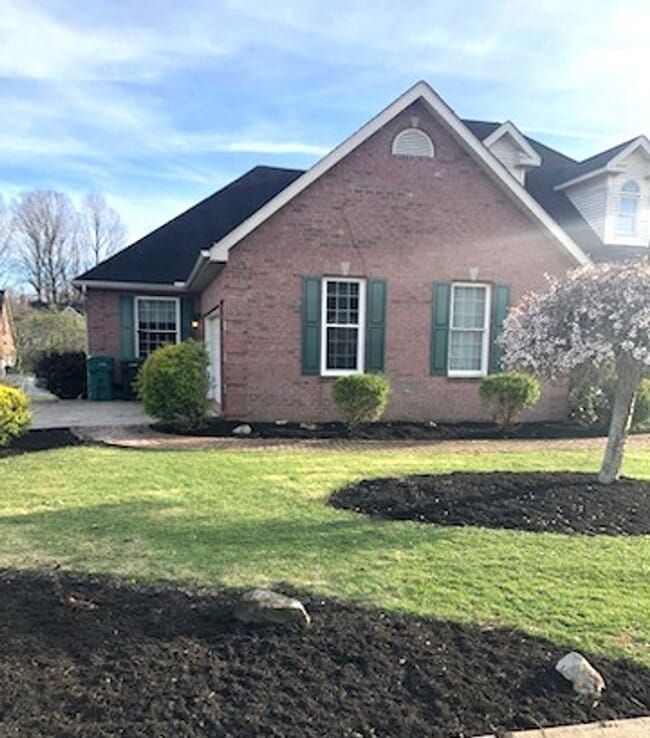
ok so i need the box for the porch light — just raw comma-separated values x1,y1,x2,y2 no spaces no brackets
191,315,201,330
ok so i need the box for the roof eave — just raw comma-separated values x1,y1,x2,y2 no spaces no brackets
72,279,188,293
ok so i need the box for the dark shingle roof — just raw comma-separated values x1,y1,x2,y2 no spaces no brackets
80,121,644,286
77,166,303,285
552,137,638,184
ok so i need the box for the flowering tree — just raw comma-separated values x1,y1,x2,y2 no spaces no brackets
501,261,650,484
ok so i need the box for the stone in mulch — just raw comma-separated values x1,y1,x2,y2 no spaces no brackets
0,571,648,738
330,472,650,535
156,418,625,441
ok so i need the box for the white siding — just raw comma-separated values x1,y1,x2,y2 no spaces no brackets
603,150,650,246
488,137,526,184
565,177,609,241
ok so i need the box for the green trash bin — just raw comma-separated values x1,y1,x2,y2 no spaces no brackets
87,356,114,401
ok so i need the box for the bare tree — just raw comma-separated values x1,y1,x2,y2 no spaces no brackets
0,195,12,285
10,190,79,305
79,192,127,268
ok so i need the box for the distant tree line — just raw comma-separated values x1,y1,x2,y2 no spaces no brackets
0,190,127,304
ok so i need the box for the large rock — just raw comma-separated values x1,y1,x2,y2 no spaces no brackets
555,651,606,701
234,589,311,627
232,424,253,436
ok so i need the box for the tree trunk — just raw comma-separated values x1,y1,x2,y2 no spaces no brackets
598,355,642,484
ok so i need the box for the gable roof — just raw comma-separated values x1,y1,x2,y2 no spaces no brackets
554,136,650,190
80,81,650,290
75,166,302,288
205,81,589,271
481,121,542,167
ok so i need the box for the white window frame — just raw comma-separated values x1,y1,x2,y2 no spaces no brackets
320,277,366,377
448,282,491,379
134,296,181,359
616,180,640,236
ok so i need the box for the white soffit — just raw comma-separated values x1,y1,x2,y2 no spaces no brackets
208,80,590,267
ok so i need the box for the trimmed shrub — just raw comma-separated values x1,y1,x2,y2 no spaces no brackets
332,373,390,426
479,372,541,433
0,384,32,447
633,378,650,429
136,341,210,430
35,352,87,399
569,364,650,429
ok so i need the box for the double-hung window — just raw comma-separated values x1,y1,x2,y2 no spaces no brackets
321,278,366,375
448,283,491,377
616,181,640,236
135,297,180,358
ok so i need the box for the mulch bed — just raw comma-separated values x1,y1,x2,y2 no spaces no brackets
331,472,650,535
0,429,85,459
157,418,629,441
0,571,648,738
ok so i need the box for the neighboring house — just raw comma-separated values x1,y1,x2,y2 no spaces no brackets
0,291,17,377
74,81,649,422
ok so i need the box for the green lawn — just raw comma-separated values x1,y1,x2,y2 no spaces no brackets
1,444,649,665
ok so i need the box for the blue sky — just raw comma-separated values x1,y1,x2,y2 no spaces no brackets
1,0,648,244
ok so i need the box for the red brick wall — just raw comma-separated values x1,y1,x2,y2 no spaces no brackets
201,100,576,422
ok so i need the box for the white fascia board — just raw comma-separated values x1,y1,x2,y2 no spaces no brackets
208,80,590,267
608,136,650,168
72,279,186,293
482,121,542,167
185,250,212,288
555,137,650,191
554,168,609,191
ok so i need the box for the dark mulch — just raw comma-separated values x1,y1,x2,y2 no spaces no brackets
331,472,650,536
156,418,632,441
0,429,85,458
0,571,648,738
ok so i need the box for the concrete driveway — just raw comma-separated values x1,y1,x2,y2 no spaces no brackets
31,400,152,429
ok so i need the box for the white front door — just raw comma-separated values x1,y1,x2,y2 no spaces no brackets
205,312,222,406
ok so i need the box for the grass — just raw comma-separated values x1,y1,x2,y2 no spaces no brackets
1,444,649,666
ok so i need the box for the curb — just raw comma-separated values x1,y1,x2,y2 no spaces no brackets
474,716,650,737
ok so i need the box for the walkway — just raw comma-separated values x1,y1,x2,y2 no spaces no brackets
475,716,650,737
31,400,152,430
76,423,650,454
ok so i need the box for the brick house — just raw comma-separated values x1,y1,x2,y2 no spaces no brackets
74,81,649,421
0,290,17,377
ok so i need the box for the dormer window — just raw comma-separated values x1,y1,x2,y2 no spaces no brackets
616,180,640,235
392,128,434,158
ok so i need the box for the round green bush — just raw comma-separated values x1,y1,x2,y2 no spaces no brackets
332,373,390,426
0,384,32,447
479,372,540,433
136,341,210,430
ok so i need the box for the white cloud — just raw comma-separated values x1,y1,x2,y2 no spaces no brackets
0,0,648,242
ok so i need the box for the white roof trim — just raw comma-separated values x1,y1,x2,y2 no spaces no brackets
208,80,590,267
555,136,650,191
482,121,542,167
72,279,187,293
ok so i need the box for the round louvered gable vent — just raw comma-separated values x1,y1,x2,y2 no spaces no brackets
392,128,434,158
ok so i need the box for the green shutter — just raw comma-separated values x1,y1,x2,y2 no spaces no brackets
181,297,194,341
430,282,451,376
489,284,511,374
301,277,321,375
119,295,135,359
366,279,387,373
